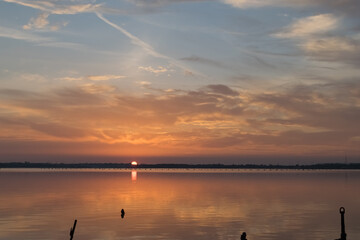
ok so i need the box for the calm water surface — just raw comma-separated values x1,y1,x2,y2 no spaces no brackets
0,169,359,240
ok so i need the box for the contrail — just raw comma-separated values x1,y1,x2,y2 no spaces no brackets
95,12,201,76
96,12,165,59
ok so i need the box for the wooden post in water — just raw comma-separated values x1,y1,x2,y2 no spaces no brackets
339,207,346,240
70,219,77,240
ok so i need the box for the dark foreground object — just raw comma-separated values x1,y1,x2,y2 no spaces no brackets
70,219,77,240
240,207,347,240
63,207,348,239
336,207,346,240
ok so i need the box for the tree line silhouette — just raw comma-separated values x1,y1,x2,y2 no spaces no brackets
1,162,359,169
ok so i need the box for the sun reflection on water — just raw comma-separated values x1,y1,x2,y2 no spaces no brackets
131,170,137,181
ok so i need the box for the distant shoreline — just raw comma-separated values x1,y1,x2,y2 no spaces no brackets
0,162,360,170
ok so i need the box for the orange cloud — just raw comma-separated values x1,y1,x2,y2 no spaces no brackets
0,81,359,160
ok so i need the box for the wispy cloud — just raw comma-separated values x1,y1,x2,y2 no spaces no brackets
273,14,360,66
221,0,360,13
0,25,86,50
128,0,207,7
58,77,84,82
139,66,168,74
0,25,51,42
4,0,102,15
274,14,338,39
87,75,126,81
180,55,227,69
58,74,126,82
5,0,101,33
23,12,50,30
22,12,68,31
204,84,239,96
222,0,273,8
302,37,360,65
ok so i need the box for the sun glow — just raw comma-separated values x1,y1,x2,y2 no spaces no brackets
131,161,138,166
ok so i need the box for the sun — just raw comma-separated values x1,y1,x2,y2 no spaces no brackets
131,161,138,166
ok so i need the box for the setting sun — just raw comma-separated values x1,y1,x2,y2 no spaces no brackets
131,161,138,166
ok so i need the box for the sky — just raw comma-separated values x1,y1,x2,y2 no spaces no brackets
0,0,359,164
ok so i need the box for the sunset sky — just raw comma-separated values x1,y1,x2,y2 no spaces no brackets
0,0,359,163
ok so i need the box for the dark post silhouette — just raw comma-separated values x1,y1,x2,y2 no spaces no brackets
121,209,125,218
240,232,247,240
70,219,77,240
338,207,346,240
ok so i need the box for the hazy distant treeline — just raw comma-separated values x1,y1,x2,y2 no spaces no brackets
0,162,360,169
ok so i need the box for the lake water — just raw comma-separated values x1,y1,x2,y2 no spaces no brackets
0,169,359,240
